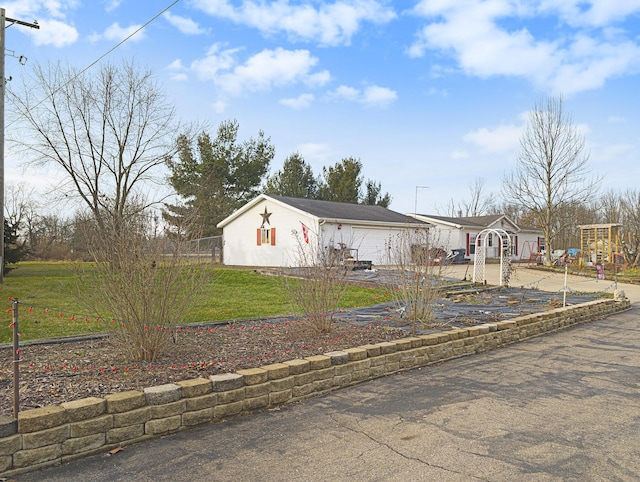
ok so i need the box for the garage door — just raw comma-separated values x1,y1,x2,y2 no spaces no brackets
351,227,404,265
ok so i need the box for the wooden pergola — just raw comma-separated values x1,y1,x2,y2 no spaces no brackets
577,223,622,265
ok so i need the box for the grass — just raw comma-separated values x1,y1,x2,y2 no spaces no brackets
0,262,390,344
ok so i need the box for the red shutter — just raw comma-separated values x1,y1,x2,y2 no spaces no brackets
515,236,519,256
270,228,276,246
466,233,470,255
257,228,262,246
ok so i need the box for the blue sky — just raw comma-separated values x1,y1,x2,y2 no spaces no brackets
4,0,640,216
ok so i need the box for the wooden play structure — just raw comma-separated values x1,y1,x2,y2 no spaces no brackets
577,223,622,265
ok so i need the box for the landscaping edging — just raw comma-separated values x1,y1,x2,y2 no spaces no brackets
0,297,631,476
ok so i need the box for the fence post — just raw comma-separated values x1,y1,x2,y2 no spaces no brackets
12,298,19,418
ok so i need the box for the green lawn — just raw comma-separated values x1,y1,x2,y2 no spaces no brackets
0,262,389,344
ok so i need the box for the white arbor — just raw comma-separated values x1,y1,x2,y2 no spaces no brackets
473,228,512,286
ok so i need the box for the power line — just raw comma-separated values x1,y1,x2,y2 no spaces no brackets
63,0,181,87
6,0,181,129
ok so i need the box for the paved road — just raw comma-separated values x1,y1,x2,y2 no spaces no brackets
14,267,640,481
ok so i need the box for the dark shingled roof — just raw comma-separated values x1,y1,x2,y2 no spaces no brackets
270,195,426,224
420,214,504,228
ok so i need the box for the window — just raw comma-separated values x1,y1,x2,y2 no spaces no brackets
257,228,276,246
261,228,270,245
467,233,476,255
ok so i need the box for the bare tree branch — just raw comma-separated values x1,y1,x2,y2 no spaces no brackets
7,60,179,238
502,96,601,265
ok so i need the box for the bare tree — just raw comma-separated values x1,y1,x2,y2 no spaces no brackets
4,183,36,239
463,177,496,217
619,189,640,267
439,177,495,217
384,228,444,336
285,227,350,334
599,189,622,223
7,60,179,240
503,96,600,266
75,204,209,362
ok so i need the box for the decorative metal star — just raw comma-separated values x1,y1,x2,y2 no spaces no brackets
260,207,272,227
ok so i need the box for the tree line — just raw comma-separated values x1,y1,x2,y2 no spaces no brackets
5,60,640,270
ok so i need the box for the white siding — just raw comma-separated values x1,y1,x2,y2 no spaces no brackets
221,196,426,268
222,199,317,267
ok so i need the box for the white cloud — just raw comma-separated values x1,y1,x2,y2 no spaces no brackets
427,87,449,97
163,12,206,35
332,85,360,101
167,59,185,70
91,22,145,43
105,22,145,42
595,142,634,161
607,115,626,123
463,122,524,154
329,84,397,107
296,143,334,166
27,19,79,47
192,45,330,96
170,72,188,81
409,0,640,95
4,0,79,19
362,85,397,107
192,0,396,46
212,100,227,113
305,70,332,88
450,149,469,160
538,0,640,28
280,93,315,110
547,35,640,93
191,44,239,81
105,0,124,12
167,60,189,81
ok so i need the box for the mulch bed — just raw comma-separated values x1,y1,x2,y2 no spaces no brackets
0,318,408,417
0,282,601,417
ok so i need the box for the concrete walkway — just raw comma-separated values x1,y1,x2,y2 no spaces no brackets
447,263,640,302
14,266,640,481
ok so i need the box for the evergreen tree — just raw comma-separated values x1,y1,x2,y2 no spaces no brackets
362,180,392,207
4,219,29,275
265,152,318,198
318,157,363,204
165,120,275,237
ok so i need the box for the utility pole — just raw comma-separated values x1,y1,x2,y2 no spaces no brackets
0,9,39,283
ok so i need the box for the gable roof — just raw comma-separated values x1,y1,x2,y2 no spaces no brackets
411,213,539,233
218,194,429,228
417,214,506,229
269,195,425,224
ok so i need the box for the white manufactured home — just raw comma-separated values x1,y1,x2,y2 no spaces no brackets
408,214,544,262
217,194,429,267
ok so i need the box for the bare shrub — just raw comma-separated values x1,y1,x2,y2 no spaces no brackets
75,205,209,362
384,228,446,335
286,227,350,334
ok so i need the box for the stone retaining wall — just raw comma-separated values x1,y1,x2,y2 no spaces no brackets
0,297,631,476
